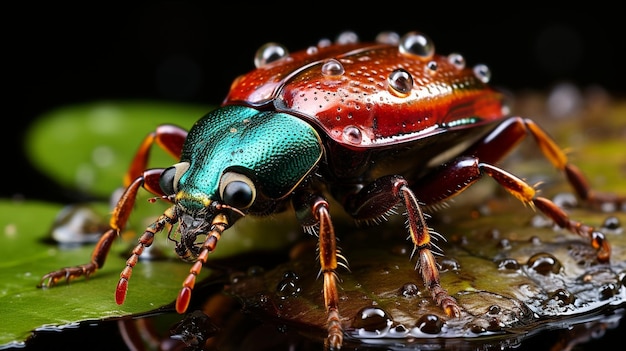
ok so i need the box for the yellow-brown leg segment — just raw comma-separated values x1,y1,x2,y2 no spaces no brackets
396,181,461,317
292,191,344,349
314,199,343,349
463,116,624,211
342,175,461,318
38,169,166,289
175,214,228,314
38,228,117,287
480,162,611,262
124,124,188,187
116,205,178,305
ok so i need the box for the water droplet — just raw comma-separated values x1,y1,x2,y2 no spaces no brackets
602,216,621,230
352,306,392,336
527,252,562,275
448,53,466,69
426,60,438,73
399,283,419,297
318,38,332,48
276,271,301,299
375,31,400,45
229,271,246,284
553,192,578,208
497,238,512,250
247,266,265,276
473,64,491,83
254,42,289,68
488,305,501,314
547,288,576,305
486,317,504,332
495,258,520,270
439,258,460,272
336,31,359,44
530,236,542,245
342,125,362,144
415,314,443,334
599,283,620,300
399,31,435,60
306,46,318,55
387,69,413,97
470,323,487,334
48,204,108,246
321,59,345,76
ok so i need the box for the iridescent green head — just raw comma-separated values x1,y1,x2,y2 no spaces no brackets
158,105,323,230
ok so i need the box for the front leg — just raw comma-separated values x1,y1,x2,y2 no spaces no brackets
343,175,462,318
292,192,344,349
38,169,165,288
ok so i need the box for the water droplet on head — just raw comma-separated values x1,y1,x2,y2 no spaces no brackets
527,252,562,275
352,306,393,336
254,42,289,68
342,125,362,144
447,53,466,69
415,314,443,334
387,69,413,97
473,64,491,83
399,31,435,60
321,59,345,76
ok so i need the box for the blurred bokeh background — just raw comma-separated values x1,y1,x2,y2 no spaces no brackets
7,3,624,202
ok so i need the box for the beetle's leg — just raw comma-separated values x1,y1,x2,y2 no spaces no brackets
37,228,117,288
116,204,177,304
464,116,624,211
38,169,166,288
414,156,611,262
124,124,188,187
175,214,229,314
343,176,462,318
293,192,344,349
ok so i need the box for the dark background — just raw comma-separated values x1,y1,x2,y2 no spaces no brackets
5,2,626,350
7,3,625,202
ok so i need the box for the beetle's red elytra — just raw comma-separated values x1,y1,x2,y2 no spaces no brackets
39,31,624,349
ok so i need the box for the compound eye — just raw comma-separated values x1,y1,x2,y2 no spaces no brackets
159,162,190,195
219,172,256,209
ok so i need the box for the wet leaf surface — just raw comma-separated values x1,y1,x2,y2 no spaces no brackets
1,95,625,350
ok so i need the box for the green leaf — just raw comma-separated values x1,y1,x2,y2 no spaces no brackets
25,101,209,197
1,102,298,347
0,200,206,346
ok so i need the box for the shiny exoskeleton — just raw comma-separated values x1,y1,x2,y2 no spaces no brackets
39,31,624,349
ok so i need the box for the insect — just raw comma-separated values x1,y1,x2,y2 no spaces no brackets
38,31,623,349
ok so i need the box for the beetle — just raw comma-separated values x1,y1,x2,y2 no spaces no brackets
38,31,623,349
